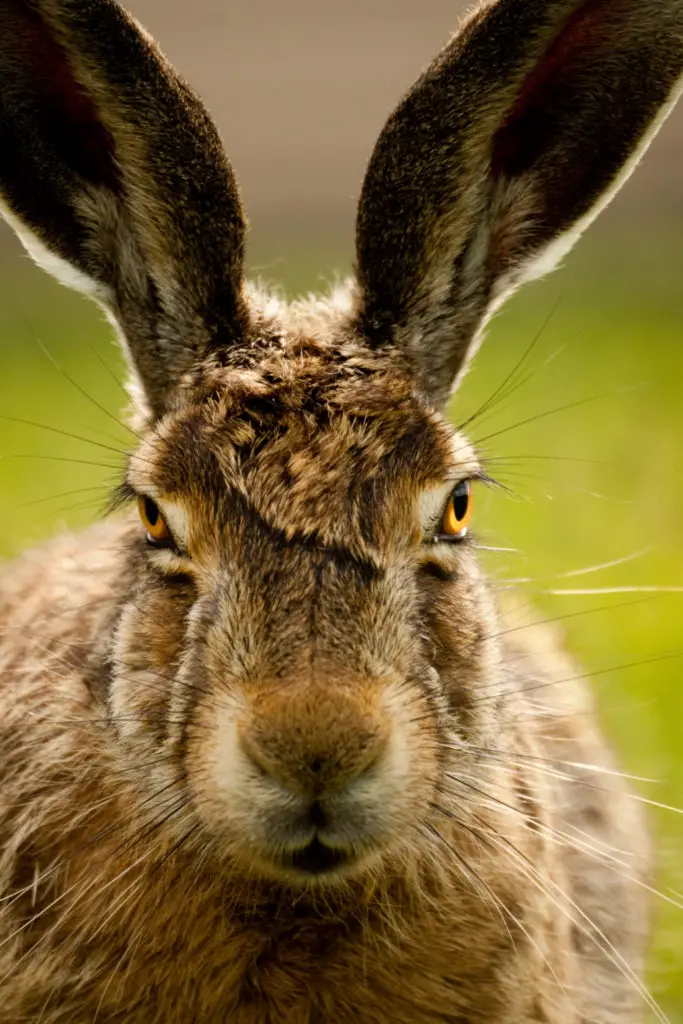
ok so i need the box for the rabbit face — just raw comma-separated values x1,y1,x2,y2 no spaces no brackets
1,0,681,906
108,320,497,885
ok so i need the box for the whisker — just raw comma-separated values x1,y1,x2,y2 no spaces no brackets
473,544,522,553
443,770,679,916
88,343,132,403
457,298,563,432
4,453,122,470
499,547,652,585
443,734,662,784
469,751,683,820
489,594,660,641
474,384,644,447
467,824,669,1024
424,818,518,948
484,453,608,466
471,649,683,705
12,485,113,511
428,802,569,1001
466,343,569,437
0,414,131,460
539,586,683,596
24,321,139,441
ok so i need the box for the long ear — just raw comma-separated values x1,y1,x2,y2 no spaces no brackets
355,0,683,409
0,0,246,421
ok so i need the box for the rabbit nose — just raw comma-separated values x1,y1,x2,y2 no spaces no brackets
240,730,387,797
239,691,389,799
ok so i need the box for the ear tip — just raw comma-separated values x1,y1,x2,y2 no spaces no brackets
0,0,248,420
354,0,683,406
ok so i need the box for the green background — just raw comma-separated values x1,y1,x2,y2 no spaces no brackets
0,227,681,1018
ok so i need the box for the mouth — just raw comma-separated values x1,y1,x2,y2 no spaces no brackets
280,837,351,877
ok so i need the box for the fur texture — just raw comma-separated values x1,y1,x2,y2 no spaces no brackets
0,0,680,1021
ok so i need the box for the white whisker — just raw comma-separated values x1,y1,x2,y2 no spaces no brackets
500,547,652,585
540,586,683,595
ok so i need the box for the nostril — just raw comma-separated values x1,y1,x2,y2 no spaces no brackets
239,718,389,798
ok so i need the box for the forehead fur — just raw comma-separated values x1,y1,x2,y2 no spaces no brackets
129,285,478,556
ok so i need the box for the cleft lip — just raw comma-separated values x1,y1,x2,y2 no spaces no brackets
281,837,350,876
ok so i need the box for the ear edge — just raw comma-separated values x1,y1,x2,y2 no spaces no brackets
0,0,249,420
354,0,683,408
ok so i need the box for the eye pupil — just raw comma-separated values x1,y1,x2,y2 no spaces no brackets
137,494,173,548
438,479,473,540
452,484,469,523
144,497,159,527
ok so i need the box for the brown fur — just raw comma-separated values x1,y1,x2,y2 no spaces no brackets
0,1,680,1021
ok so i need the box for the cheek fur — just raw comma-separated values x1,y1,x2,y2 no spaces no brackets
419,552,503,728
109,576,196,748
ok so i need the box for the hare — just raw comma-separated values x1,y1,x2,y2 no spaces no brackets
0,0,681,1021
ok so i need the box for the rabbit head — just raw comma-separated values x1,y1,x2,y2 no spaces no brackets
0,0,681,889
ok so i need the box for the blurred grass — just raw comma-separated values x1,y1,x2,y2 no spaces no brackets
0,227,682,1018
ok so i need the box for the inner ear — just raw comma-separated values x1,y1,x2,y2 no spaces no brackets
3,0,120,191
493,0,635,179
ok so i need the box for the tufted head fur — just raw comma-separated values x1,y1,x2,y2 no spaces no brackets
0,1,681,1021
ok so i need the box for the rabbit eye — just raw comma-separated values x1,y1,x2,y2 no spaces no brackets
137,496,173,547
437,480,472,540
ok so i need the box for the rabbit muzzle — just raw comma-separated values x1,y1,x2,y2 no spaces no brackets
190,666,439,886
238,685,390,876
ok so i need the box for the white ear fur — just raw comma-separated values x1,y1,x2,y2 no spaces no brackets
502,74,683,296
0,196,110,304
0,190,155,426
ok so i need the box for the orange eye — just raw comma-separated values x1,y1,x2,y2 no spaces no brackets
439,480,472,539
137,495,173,547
